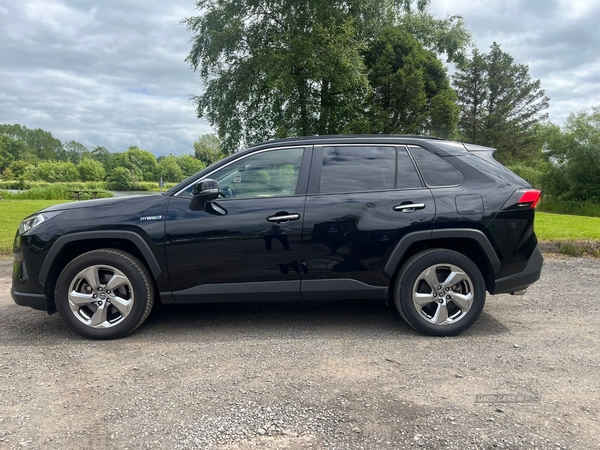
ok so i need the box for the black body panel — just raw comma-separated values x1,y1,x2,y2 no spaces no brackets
165,195,305,301
301,189,435,287
11,135,542,320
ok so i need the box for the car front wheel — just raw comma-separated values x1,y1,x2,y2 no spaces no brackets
55,249,154,339
394,249,486,336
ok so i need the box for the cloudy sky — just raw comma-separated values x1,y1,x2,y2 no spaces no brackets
0,0,598,156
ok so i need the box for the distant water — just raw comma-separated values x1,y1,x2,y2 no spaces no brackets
111,191,162,197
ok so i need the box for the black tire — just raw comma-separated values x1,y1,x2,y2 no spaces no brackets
394,249,486,336
55,249,154,339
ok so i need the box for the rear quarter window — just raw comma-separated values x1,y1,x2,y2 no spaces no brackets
409,146,465,187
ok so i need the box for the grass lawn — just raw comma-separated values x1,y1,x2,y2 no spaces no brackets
0,200,69,254
535,211,600,241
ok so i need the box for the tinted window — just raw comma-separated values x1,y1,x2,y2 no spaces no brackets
181,148,304,199
319,146,396,194
409,146,464,186
397,146,423,189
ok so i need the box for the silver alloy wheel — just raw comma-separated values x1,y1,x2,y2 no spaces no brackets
412,263,473,326
67,264,134,328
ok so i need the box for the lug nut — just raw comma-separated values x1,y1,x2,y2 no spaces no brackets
445,287,450,291
433,292,437,297
438,285,442,290
106,290,111,294
97,301,102,306
98,287,103,291
92,294,97,298
446,295,451,300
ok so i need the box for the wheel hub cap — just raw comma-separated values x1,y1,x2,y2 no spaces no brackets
412,264,474,326
67,264,134,329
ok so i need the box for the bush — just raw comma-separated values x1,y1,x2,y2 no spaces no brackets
176,155,205,177
506,162,545,190
157,156,185,182
107,167,134,190
538,197,600,217
0,179,27,190
0,182,112,200
23,160,79,183
77,159,106,181
131,181,178,191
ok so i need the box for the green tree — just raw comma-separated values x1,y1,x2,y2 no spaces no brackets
2,160,33,180
63,140,89,164
0,124,63,160
107,167,134,190
121,146,158,181
176,154,206,177
184,0,470,152
453,43,549,163
0,135,30,171
193,134,225,166
542,108,600,201
361,26,459,137
77,158,106,182
90,146,113,169
23,161,79,182
157,156,185,182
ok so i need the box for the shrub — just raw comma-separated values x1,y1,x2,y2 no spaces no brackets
77,159,106,181
157,156,184,182
23,160,79,183
107,167,134,190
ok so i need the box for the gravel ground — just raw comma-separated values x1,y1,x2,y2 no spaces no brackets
0,255,599,450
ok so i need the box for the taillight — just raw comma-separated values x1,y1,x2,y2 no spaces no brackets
517,190,541,208
502,189,542,210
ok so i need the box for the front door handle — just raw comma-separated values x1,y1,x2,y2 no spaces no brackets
266,213,301,223
393,203,426,212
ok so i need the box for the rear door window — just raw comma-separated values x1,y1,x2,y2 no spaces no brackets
319,146,422,194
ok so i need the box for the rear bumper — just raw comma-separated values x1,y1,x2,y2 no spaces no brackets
11,289,47,311
491,246,543,295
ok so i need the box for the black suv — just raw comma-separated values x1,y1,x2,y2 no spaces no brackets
11,135,543,339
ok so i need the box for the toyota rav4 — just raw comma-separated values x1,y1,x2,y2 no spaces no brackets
11,135,543,339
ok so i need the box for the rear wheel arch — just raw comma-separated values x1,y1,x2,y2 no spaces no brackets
385,230,498,294
393,248,486,336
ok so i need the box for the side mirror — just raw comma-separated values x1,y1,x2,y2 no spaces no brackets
192,179,220,201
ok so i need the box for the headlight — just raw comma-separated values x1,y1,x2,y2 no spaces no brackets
18,211,63,235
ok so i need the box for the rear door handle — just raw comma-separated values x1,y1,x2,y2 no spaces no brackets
393,203,426,212
266,213,300,223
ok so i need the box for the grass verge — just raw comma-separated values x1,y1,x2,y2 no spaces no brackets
536,212,600,241
536,212,600,257
0,200,69,254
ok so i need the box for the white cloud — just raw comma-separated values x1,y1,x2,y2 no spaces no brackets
0,0,598,155
430,0,600,123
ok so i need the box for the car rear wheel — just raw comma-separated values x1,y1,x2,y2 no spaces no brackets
55,249,154,339
394,249,486,336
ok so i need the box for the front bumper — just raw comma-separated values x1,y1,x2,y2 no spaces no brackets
11,289,47,311
491,246,543,295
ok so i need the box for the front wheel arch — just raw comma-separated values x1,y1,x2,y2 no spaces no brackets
42,233,161,314
55,249,155,339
